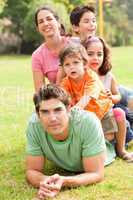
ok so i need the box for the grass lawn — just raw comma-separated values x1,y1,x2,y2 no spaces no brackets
0,47,133,200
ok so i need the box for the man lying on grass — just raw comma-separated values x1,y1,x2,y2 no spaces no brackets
26,84,106,199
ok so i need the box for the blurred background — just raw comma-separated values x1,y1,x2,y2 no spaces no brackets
0,0,133,54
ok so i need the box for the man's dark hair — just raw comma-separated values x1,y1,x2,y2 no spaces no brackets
70,5,95,26
33,84,70,113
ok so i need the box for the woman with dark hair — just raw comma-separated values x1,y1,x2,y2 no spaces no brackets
32,6,68,92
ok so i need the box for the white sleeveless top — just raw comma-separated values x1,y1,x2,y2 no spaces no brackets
100,72,113,90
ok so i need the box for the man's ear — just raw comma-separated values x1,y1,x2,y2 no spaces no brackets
36,111,40,118
66,104,72,113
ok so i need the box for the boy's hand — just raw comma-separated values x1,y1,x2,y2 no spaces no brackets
105,89,112,100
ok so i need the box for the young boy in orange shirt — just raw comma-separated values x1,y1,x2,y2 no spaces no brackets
60,43,116,133
60,42,133,162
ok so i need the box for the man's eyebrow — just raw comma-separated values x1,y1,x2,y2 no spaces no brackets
39,106,64,112
54,106,64,111
39,109,48,112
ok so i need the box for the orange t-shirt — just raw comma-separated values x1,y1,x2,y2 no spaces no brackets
61,69,113,119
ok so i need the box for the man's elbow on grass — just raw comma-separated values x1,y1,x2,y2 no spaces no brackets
87,170,104,184
25,169,37,187
96,170,104,183
26,169,45,188
95,157,105,183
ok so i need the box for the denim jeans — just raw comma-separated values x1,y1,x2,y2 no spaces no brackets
119,85,133,107
114,85,133,143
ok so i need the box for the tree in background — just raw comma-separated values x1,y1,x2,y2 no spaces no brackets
0,0,6,13
0,0,30,53
0,0,70,53
0,0,133,54
23,0,70,51
104,0,133,46
0,0,30,38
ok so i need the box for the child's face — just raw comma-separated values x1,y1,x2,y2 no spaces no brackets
74,11,97,41
63,53,85,82
86,41,104,73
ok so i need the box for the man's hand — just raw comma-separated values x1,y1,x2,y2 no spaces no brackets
38,174,64,199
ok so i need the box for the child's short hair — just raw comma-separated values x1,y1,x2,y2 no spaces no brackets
82,36,112,75
70,5,95,26
59,43,89,66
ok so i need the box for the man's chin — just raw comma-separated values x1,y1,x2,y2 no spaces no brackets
49,129,63,136
51,132,66,141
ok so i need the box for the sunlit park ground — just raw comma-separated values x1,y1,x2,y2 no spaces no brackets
0,46,133,200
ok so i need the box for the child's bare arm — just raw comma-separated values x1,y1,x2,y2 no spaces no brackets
110,74,121,104
56,65,66,85
75,95,91,108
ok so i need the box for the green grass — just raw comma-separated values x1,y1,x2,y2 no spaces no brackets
111,46,133,87
0,47,133,200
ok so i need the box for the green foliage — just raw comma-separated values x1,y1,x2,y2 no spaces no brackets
103,1,133,46
0,0,7,13
1,0,133,53
1,0,30,37
0,0,70,52
23,0,70,44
